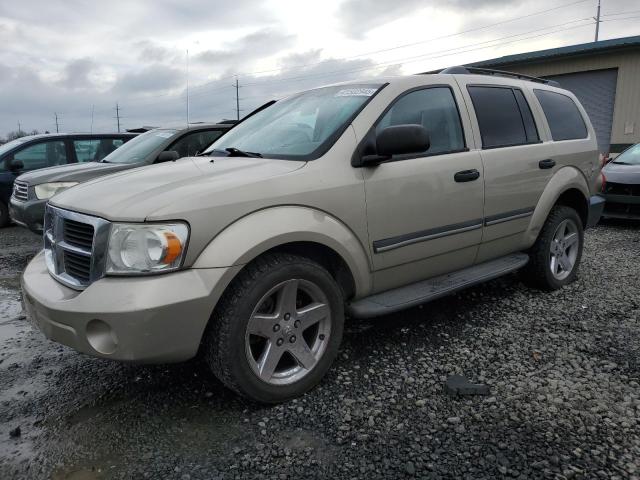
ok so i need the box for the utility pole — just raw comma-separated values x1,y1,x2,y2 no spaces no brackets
234,77,241,121
115,103,121,132
90,105,95,134
17,121,21,133
594,0,601,42
54,113,60,133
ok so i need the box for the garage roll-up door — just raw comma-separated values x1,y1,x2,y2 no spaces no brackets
545,69,618,154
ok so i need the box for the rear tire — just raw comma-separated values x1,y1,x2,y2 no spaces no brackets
203,252,344,403
521,205,584,290
0,201,9,228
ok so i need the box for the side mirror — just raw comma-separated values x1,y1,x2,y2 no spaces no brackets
155,150,180,163
359,125,430,167
8,158,24,172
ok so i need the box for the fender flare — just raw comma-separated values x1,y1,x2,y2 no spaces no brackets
192,206,373,297
523,166,590,246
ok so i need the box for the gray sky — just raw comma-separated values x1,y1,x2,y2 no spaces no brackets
1,0,638,136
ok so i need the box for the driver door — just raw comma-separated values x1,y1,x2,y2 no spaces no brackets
361,84,485,292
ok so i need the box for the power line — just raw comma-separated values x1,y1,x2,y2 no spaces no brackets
601,9,640,17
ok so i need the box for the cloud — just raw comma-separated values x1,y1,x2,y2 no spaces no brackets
338,0,517,38
111,65,184,94
56,58,97,90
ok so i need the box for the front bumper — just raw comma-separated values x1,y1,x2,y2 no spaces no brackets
587,195,606,227
21,251,240,363
9,197,46,233
600,192,640,220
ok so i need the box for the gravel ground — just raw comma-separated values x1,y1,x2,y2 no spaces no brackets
1,221,639,480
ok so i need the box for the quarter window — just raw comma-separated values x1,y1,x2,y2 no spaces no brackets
13,141,68,170
468,86,540,149
534,89,588,141
376,87,465,156
169,130,225,158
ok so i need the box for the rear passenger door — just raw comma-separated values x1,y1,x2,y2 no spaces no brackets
457,78,555,262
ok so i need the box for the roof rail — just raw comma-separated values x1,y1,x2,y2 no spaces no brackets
439,66,560,87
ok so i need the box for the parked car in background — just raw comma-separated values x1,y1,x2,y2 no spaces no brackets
22,70,604,403
600,143,640,219
9,124,231,233
1,133,135,227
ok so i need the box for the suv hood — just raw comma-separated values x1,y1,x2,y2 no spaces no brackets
16,161,134,185
51,156,306,221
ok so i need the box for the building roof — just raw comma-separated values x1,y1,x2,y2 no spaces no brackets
469,35,640,68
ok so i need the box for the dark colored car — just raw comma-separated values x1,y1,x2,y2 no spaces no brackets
0,133,135,227
601,143,640,220
9,124,231,233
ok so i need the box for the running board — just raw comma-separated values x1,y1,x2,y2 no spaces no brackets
347,253,529,318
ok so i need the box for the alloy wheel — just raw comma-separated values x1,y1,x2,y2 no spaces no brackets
549,218,580,280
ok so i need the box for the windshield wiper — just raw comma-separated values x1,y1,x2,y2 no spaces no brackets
225,147,263,158
611,161,631,165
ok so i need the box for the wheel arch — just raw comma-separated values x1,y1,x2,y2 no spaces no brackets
524,166,590,246
193,206,373,300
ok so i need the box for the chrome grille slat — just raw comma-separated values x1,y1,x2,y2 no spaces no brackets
12,180,29,201
44,205,111,290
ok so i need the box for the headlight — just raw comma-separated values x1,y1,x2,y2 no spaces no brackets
35,182,79,200
106,223,189,275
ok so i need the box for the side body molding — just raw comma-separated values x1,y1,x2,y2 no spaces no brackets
192,206,373,298
523,166,590,247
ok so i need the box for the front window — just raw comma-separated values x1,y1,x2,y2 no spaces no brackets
14,141,68,170
102,130,177,164
612,143,640,165
0,136,32,158
204,84,383,160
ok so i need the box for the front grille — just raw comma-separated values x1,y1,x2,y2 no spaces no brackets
603,182,640,196
603,202,640,217
63,250,92,282
44,205,110,290
64,219,95,249
12,180,29,201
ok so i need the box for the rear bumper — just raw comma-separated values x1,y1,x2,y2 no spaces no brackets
22,251,240,363
9,197,46,233
587,195,606,227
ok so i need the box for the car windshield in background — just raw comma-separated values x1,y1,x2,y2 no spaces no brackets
204,84,383,160
102,129,177,164
0,136,33,156
612,143,640,165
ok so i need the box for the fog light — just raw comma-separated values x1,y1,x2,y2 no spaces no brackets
86,319,118,355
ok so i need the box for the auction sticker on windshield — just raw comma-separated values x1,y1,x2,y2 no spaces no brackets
334,88,377,97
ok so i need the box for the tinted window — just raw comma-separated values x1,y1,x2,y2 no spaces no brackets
469,86,537,148
73,139,124,162
534,90,588,141
376,87,465,155
169,130,224,157
14,141,68,170
513,90,539,143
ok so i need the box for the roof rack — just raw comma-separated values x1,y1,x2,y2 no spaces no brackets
439,66,560,87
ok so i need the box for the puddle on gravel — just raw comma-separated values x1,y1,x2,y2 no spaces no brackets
0,279,28,343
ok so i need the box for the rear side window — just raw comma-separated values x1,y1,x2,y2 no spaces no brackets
534,89,588,141
376,87,465,156
468,86,540,148
73,139,124,162
169,130,225,157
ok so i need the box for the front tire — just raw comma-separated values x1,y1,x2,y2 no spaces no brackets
522,205,584,290
203,252,344,403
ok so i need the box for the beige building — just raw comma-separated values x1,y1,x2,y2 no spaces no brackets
465,36,640,155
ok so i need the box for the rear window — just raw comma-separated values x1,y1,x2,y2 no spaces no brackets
468,86,539,149
534,90,588,141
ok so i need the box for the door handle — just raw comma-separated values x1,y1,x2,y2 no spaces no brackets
454,169,480,182
539,159,556,169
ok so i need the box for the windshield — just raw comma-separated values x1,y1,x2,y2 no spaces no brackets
0,136,33,157
204,84,383,160
612,143,640,165
102,129,177,164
